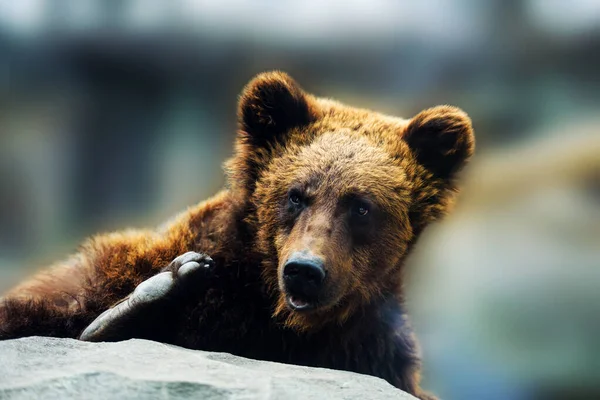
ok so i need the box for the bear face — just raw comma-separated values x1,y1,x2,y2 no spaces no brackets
229,71,474,332
255,131,414,330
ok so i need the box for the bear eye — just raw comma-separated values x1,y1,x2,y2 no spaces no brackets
289,191,302,206
352,200,371,217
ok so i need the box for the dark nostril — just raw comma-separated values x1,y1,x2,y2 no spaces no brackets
304,265,324,283
285,263,300,277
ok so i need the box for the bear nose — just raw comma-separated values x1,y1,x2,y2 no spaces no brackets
283,255,326,298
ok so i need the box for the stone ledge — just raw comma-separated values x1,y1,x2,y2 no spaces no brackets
0,336,415,399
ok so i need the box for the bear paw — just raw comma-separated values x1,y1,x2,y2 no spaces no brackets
79,251,214,342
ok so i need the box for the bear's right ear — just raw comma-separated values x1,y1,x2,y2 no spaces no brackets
238,71,316,148
403,105,475,181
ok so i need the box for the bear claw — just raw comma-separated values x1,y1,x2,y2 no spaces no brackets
165,251,214,279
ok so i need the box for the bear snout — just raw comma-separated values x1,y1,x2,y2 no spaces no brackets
282,252,326,310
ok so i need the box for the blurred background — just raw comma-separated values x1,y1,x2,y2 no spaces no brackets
0,1,598,399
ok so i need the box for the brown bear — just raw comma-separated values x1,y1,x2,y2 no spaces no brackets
0,71,474,400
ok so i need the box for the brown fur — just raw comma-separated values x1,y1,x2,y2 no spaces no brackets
0,71,474,400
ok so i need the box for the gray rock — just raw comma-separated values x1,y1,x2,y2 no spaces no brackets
0,337,415,400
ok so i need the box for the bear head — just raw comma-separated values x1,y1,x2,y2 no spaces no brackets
227,71,475,331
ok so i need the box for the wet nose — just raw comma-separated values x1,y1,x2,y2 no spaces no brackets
283,254,326,297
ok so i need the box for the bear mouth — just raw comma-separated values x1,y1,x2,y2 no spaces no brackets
286,295,316,311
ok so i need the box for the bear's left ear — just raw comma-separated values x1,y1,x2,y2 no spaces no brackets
403,105,475,180
238,71,316,147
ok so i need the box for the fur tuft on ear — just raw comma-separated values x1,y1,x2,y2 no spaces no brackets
404,105,475,180
238,71,314,147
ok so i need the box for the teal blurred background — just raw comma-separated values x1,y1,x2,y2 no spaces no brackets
0,1,599,399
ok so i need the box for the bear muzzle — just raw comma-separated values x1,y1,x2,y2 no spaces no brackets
282,252,327,311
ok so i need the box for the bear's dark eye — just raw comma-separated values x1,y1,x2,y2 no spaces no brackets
347,198,376,245
353,201,370,217
289,191,303,206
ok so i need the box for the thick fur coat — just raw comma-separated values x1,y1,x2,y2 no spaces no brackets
0,71,475,400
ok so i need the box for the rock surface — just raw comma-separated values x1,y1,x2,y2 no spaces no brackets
0,337,415,399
